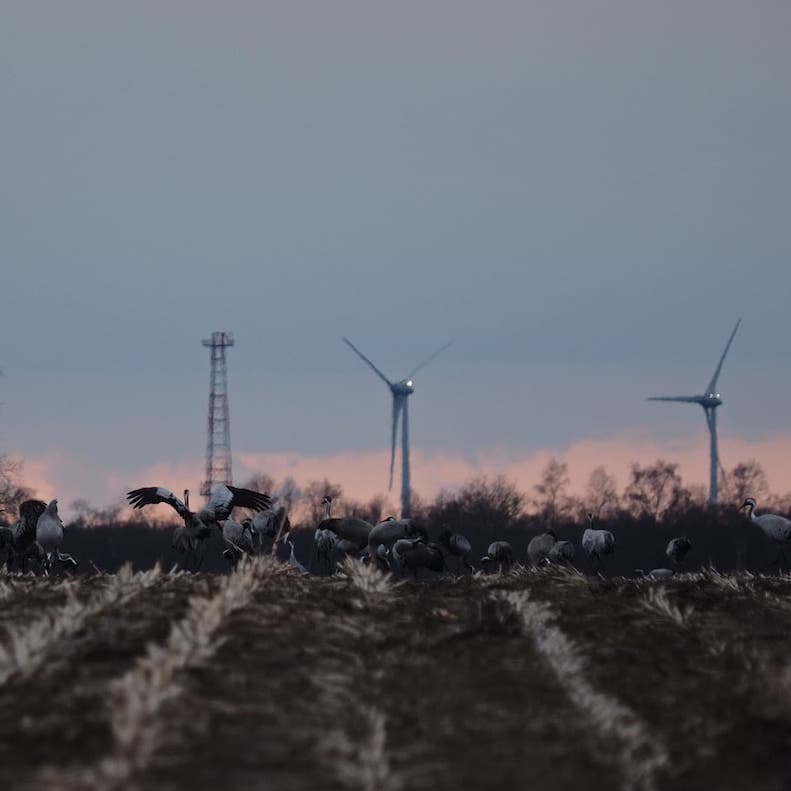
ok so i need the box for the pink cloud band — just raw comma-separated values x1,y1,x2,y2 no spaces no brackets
10,430,791,520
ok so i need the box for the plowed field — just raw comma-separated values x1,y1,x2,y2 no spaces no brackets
0,561,789,791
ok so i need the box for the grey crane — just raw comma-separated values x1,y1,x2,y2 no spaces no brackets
437,527,474,572
35,500,77,574
481,541,515,572
221,519,256,565
648,319,741,506
245,510,275,550
582,513,615,573
636,567,675,579
392,537,444,578
314,528,339,573
666,536,693,568
127,484,270,568
313,495,341,572
742,497,791,571
548,540,575,565
314,496,373,558
527,530,557,566
343,337,452,518
127,484,271,531
1,499,47,571
171,524,197,555
368,516,427,569
285,535,310,574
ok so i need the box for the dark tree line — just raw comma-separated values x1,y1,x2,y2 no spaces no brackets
0,455,788,575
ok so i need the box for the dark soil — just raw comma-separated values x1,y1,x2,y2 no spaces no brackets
1,567,790,790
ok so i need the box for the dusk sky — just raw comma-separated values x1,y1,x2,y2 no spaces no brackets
2,2,790,515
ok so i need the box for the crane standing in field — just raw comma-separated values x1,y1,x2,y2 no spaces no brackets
313,496,342,572
742,497,791,571
582,512,615,574
221,519,256,565
35,499,78,574
367,516,427,569
314,496,373,554
392,537,444,578
548,540,575,565
437,527,474,572
481,541,514,573
527,530,557,566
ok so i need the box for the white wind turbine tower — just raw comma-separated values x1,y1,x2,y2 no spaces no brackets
343,337,452,518
648,318,741,507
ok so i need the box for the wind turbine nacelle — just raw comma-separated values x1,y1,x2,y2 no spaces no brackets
392,379,415,396
701,393,722,408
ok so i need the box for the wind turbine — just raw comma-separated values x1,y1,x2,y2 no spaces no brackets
343,337,452,518
648,318,741,507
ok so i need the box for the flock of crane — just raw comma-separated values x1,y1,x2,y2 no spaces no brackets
2,485,791,577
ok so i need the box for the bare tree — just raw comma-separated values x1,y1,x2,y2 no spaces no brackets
274,477,301,514
340,494,388,524
585,466,619,519
719,460,770,506
0,455,33,519
533,458,572,527
431,474,524,536
70,498,123,528
241,473,277,498
624,459,689,524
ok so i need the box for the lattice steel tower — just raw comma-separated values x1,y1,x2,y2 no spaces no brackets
200,331,235,500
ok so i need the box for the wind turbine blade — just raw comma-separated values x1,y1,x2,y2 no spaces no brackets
342,338,393,387
647,396,702,403
407,340,454,379
389,397,401,491
706,318,741,394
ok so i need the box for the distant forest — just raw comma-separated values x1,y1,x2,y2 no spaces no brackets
0,454,788,575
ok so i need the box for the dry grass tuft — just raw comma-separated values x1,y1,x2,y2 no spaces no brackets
57,557,266,790
321,706,403,791
498,590,669,791
700,566,756,594
338,557,397,596
640,587,695,627
0,564,162,685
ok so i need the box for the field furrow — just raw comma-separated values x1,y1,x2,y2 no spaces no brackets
0,576,76,629
46,558,274,790
129,564,622,791
0,569,200,788
0,566,789,789
491,569,791,791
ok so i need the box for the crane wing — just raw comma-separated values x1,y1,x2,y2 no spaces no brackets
225,486,272,513
14,499,47,549
126,487,190,520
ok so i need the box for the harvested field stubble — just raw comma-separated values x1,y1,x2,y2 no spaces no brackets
0,565,789,789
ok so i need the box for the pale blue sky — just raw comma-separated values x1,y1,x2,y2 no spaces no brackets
1,2,789,505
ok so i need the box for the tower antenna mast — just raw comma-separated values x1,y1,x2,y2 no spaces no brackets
200,331,235,501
